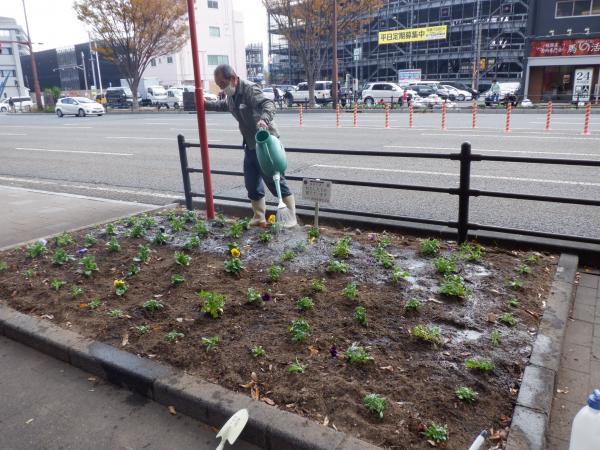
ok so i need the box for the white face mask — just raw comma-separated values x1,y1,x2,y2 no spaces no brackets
224,84,236,96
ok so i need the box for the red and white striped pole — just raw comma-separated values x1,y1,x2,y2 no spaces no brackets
441,101,447,131
471,101,477,129
336,103,340,128
385,103,390,129
409,103,414,128
583,102,591,136
299,104,304,128
545,101,553,131
353,102,358,128
504,103,512,133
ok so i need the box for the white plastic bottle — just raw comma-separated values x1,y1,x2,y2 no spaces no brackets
569,389,600,450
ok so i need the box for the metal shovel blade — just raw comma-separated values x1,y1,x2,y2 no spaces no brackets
215,408,249,450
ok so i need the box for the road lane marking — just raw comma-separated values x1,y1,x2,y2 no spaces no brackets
313,164,600,187
421,133,600,140
105,136,222,142
0,132,27,136
14,147,134,156
384,145,600,157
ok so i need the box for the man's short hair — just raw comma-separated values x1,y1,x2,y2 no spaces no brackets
214,64,236,80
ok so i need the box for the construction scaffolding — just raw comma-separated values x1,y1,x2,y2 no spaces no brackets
268,0,529,88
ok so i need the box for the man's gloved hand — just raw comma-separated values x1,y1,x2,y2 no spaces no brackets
257,119,268,129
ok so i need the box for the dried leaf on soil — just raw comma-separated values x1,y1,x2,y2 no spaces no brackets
168,405,177,416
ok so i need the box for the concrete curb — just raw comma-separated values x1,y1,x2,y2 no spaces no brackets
505,253,579,450
0,304,380,450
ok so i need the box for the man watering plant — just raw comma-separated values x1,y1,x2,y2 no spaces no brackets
204,64,297,228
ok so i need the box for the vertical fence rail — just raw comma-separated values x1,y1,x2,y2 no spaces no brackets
457,142,472,244
177,134,193,210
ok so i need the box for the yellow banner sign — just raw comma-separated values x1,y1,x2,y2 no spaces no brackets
378,25,447,45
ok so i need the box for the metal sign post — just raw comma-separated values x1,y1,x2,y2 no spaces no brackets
302,178,332,227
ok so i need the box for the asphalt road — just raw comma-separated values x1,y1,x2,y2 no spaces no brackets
0,109,599,240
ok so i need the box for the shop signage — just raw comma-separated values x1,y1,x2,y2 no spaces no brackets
398,69,422,84
379,25,447,45
573,68,594,102
530,38,600,57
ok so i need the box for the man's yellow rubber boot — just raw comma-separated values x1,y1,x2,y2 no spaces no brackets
250,198,267,227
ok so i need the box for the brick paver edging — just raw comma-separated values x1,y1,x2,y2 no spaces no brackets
506,253,579,450
0,308,379,450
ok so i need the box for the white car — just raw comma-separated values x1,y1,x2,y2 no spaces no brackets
286,81,332,105
166,88,184,109
261,87,284,101
176,85,218,102
0,96,34,112
55,97,105,117
361,82,414,105
441,85,472,101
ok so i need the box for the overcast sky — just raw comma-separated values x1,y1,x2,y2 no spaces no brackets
2,0,268,51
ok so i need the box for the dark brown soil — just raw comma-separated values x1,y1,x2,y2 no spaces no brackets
0,209,556,449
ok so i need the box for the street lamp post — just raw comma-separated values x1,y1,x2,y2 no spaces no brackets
80,51,88,92
331,1,338,108
21,0,42,110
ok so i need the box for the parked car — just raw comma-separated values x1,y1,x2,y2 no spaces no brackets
262,87,284,101
165,88,184,109
55,97,105,117
441,85,472,101
105,87,135,108
285,81,332,105
0,96,33,112
442,81,478,98
360,82,413,105
410,81,454,100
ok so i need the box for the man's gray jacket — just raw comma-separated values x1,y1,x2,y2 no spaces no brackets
204,79,279,150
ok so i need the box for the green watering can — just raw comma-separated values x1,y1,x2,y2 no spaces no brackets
255,129,288,208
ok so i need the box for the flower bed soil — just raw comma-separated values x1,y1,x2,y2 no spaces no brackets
0,209,556,449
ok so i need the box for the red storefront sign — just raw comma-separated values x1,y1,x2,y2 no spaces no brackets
530,39,600,57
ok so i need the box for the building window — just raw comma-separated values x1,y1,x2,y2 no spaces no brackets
150,58,156,67
0,47,13,55
167,56,173,64
208,0,218,8
207,55,229,65
209,26,220,37
556,0,600,17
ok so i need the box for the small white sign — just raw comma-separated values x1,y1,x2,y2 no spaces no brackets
573,68,593,102
302,178,332,203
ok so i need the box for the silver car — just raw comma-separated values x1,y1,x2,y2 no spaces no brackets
55,97,105,117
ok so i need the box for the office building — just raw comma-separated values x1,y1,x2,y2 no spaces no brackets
0,16,27,99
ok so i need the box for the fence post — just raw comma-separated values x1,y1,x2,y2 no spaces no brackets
457,142,472,244
545,100,553,131
177,134,194,211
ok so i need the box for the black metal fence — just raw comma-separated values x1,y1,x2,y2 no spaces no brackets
177,134,600,246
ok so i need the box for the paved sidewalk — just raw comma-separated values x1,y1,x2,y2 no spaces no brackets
547,270,600,449
0,186,259,449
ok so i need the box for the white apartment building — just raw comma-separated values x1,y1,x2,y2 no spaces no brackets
0,17,27,99
143,0,246,93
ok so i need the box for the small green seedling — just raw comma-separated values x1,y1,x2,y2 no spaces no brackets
183,236,200,250
213,213,227,227
88,298,102,309
165,330,184,342
297,296,314,311
183,210,197,223
281,249,296,262
391,267,409,283
71,285,83,298
423,422,448,443
25,268,36,279
508,278,523,290
439,275,469,298
26,241,47,258
134,245,151,263
226,221,245,239
126,216,138,227
333,236,352,259
420,238,440,256
50,279,66,291
198,290,226,319
412,324,443,347
136,325,150,334
345,343,373,364
201,336,220,351
104,223,117,236
171,274,185,286
54,232,74,247
169,216,186,232
311,278,326,292
127,264,140,277
79,256,98,277
224,258,243,276
246,287,262,304
293,241,306,254
405,298,421,312
307,227,320,239
364,393,387,419
288,358,306,374
455,386,478,403
373,243,394,269
499,312,517,327
251,345,266,357
0,261,8,272
326,260,349,274
143,299,164,312
354,306,367,326
84,233,97,247
525,254,539,265
128,223,145,238
490,329,501,346
174,251,191,266
289,318,311,343
192,221,209,237
509,298,520,308
109,309,124,318
516,264,531,276
258,232,272,243
268,265,284,282
140,215,157,229
459,242,485,261
106,237,120,253
465,358,495,372
153,231,168,245
434,257,457,275
342,282,359,300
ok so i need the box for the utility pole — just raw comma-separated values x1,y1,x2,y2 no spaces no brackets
331,1,338,108
95,46,103,94
88,37,97,91
472,0,482,91
21,0,42,110
80,51,88,92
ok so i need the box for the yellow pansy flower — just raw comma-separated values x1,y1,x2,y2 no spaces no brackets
268,214,276,225
113,279,126,288
231,248,241,258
